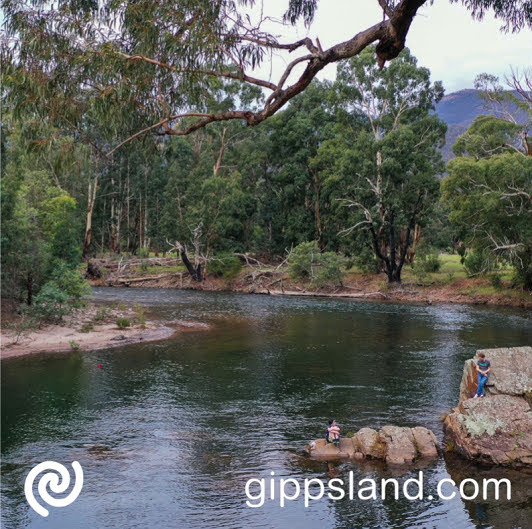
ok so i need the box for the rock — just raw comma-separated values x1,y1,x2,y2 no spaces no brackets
459,346,532,402
444,346,532,469
305,438,354,460
306,426,440,465
352,428,383,459
110,334,128,341
412,426,440,458
379,426,417,465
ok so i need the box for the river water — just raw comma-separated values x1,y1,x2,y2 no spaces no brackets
1,288,531,529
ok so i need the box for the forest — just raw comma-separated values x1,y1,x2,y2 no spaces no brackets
1,0,531,323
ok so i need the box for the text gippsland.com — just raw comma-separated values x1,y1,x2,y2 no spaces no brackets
244,472,511,508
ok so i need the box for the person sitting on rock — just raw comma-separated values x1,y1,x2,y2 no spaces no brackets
326,419,340,446
474,352,491,398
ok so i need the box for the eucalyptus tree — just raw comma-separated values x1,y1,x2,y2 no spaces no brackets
0,116,83,304
266,81,335,251
453,70,532,159
443,70,532,288
2,0,530,153
315,47,446,283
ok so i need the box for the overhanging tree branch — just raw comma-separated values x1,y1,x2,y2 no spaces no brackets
102,0,428,154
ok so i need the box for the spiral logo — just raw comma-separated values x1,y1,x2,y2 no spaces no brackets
24,461,83,517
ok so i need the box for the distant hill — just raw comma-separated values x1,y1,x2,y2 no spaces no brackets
435,89,486,163
434,89,528,163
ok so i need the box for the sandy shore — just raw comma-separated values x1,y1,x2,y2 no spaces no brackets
1,306,209,360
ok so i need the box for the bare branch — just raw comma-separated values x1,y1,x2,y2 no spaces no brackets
118,52,277,91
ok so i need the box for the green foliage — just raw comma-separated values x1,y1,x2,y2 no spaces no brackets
94,307,111,322
351,247,380,274
133,303,147,326
315,46,446,283
463,250,495,277
489,273,503,289
24,262,90,324
0,116,85,306
69,340,81,351
513,246,532,290
443,153,531,288
50,263,91,303
116,318,131,329
418,253,442,273
7,314,38,344
288,241,345,287
208,254,243,280
80,322,94,333
29,282,70,324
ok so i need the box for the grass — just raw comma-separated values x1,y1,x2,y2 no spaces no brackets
138,265,185,275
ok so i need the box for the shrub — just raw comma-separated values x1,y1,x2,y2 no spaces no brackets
288,241,345,287
133,303,146,327
69,340,81,351
463,249,495,277
489,273,503,289
116,317,131,329
94,307,111,322
411,265,428,286
8,314,38,344
513,246,532,291
28,262,91,324
351,247,380,274
420,253,442,273
49,261,91,305
30,282,70,324
80,322,94,333
208,254,242,280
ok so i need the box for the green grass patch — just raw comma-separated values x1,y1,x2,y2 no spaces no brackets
134,265,185,276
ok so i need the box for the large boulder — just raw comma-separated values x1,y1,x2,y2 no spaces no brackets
306,426,439,465
444,346,532,468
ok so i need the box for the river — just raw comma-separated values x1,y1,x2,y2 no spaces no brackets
1,288,531,528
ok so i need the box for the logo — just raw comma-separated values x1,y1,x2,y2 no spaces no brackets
24,461,84,517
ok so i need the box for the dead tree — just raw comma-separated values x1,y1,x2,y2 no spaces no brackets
167,237,203,282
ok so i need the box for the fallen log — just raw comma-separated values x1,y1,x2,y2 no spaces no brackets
107,272,184,286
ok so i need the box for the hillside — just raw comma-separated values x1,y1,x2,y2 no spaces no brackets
435,89,528,163
435,89,485,163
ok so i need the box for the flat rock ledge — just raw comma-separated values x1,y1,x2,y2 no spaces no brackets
443,346,532,469
306,426,440,466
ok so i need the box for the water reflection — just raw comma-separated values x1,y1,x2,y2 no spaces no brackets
2,289,531,528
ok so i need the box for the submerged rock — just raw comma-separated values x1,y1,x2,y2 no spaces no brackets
305,426,439,465
443,346,532,468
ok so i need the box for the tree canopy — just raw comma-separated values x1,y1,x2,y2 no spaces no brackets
443,71,532,288
2,0,531,153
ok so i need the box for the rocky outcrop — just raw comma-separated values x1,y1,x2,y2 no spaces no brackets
443,346,532,468
305,426,440,465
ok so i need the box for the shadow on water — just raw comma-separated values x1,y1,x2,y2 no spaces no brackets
1,288,531,529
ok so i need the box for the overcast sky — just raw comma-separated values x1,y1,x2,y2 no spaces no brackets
251,0,531,95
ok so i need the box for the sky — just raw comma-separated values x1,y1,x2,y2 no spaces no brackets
250,0,531,95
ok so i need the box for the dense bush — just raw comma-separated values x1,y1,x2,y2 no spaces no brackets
513,246,532,291
116,317,131,329
463,249,495,277
419,253,442,273
208,254,242,280
288,241,345,287
350,247,380,274
29,283,70,324
27,264,90,324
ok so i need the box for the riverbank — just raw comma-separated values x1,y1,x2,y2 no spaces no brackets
89,255,532,309
0,304,209,360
